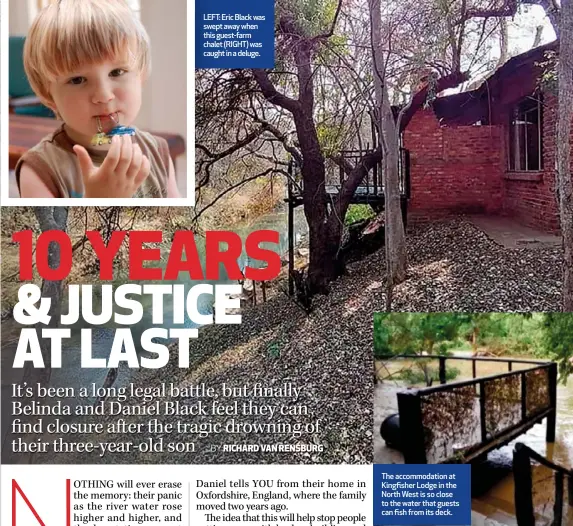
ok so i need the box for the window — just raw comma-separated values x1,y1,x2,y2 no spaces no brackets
509,97,542,172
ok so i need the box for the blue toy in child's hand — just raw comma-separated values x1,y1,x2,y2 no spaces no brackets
107,125,136,137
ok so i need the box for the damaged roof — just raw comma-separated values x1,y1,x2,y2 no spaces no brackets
431,40,558,126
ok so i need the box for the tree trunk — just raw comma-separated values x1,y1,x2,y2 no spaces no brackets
533,25,544,48
497,18,509,67
557,0,573,311
293,99,342,294
369,0,407,309
381,102,407,286
307,218,344,294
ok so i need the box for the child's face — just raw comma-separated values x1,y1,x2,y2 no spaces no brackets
48,59,143,147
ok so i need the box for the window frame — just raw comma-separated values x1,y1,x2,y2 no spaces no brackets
508,95,543,172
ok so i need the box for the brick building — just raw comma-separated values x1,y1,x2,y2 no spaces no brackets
403,41,564,232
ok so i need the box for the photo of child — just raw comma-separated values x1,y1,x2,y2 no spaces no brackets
9,0,186,199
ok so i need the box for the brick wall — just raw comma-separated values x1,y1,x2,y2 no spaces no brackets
403,110,505,223
501,93,560,232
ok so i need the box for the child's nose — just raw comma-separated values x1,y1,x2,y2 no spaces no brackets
91,82,115,104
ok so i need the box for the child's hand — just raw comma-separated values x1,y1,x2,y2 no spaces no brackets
73,135,150,198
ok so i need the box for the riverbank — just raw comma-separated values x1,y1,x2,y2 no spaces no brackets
196,177,286,231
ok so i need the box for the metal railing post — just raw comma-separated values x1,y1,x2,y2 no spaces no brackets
287,160,294,297
439,356,446,385
513,443,535,526
521,371,527,421
547,362,557,442
397,390,427,464
479,380,487,442
554,471,564,525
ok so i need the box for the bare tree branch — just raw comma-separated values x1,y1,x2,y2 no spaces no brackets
251,70,301,113
314,0,344,40
465,0,518,19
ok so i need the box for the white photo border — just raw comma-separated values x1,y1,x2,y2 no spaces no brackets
1,0,195,206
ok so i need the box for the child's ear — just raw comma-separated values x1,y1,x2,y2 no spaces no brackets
42,97,56,112
43,100,61,120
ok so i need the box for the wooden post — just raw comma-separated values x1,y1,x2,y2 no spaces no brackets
480,380,487,442
545,362,557,442
261,281,267,303
287,161,294,297
473,359,478,395
400,196,408,230
439,357,446,385
554,471,564,525
547,362,558,442
521,371,527,421
513,443,535,526
397,390,427,464
252,281,257,306
508,361,513,372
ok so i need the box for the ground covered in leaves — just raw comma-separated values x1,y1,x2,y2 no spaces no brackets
37,218,562,465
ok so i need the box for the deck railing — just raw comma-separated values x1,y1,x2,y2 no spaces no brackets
513,443,573,526
378,355,557,464
334,148,411,198
286,148,411,202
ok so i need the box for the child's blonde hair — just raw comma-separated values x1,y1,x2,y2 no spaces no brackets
24,0,151,105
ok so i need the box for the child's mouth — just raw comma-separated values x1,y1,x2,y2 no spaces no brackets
94,112,120,133
95,112,119,122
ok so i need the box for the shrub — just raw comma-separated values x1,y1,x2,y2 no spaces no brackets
344,204,375,225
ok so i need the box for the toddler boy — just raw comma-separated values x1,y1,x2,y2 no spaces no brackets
17,0,180,198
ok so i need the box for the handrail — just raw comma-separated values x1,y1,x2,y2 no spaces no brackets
416,363,551,396
395,361,558,465
513,442,572,526
291,147,411,197
515,443,572,476
377,354,550,365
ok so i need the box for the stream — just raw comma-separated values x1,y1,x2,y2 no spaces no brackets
473,376,573,525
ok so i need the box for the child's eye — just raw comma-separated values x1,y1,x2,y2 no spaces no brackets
67,76,86,85
110,69,127,77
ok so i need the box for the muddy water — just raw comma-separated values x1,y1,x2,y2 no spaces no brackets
373,354,573,525
476,376,573,525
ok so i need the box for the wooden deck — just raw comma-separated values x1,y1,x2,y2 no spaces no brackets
287,149,410,208
378,355,558,465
